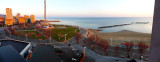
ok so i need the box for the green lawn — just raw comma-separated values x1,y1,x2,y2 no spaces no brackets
52,25,79,42
15,25,80,42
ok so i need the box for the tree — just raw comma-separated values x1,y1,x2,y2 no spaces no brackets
83,39,88,47
115,45,119,57
46,29,54,38
75,32,82,44
88,36,95,50
26,33,32,38
138,41,148,59
20,33,25,37
10,28,15,35
103,40,109,55
124,41,134,58
35,33,43,39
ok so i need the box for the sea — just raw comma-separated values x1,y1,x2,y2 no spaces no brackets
36,17,153,34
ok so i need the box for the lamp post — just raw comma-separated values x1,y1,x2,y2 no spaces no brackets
129,40,130,42
25,34,27,41
84,47,86,57
141,56,143,62
65,34,68,42
49,35,52,43
111,38,112,46
75,29,78,33
82,47,86,62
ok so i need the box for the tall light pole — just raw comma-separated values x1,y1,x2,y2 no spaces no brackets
111,38,112,46
44,0,46,21
65,34,67,42
25,34,27,41
84,47,86,57
75,29,78,33
49,35,52,43
81,47,86,62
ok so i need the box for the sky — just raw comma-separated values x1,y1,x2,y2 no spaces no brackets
0,0,155,17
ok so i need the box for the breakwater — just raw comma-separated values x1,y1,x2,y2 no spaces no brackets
99,23,133,28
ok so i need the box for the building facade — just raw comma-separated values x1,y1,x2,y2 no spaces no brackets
5,8,13,25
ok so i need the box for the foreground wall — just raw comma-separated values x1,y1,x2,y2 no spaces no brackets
149,0,160,62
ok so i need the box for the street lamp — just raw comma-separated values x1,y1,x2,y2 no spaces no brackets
65,34,68,42
111,38,112,46
141,56,143,62
82,47,86,62
49,35,52,43
75,29,78,33
84,47,86,56
25,34,27,41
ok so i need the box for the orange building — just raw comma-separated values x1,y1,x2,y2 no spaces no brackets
6,8,13,19
0,17,4,22
16,13,20,18
5,8,13,25
5,19,13,25
30,15,35,23
24,15,30,18
13,19,16,24
18,17,26,24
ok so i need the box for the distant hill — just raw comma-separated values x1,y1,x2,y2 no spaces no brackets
0,14,5,16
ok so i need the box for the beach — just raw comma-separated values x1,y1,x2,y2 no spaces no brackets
88,29,151,45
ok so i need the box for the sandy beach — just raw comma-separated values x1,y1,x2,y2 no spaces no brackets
88,29,151,45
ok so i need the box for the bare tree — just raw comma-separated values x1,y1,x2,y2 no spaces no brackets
124,41,134,58
75,32,82,44
138,41,148,59
115,45,119,57
103,40,109,55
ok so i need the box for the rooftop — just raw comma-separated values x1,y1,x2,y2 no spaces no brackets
29,45,61,62
0,45,26,62
0,40,29,53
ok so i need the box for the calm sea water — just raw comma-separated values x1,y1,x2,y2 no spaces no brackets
37,17,153,33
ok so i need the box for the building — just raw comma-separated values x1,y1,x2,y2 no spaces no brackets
0,45,26,62
18,17,26,24
0,39,31,56
16,13,21,18
5,19,13,25
29,45,61,62
6,8,13,19
24,15,30,18
24,15,31,23
0,39,32,62
5,8,13,25
0,14,5,22
0,17,4,22
30,15,35,23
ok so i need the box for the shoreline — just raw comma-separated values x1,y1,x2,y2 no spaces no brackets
88,29,151,45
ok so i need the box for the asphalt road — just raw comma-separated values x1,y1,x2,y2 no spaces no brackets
0,27,9,39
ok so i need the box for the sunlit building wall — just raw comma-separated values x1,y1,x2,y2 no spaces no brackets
6,8,13,19
5,19,13,25
16,13,20,18
24,15,31,23
24,15,30,18
5,8,13,25
0,17,4,22
30,15,35,23
18,17,26,24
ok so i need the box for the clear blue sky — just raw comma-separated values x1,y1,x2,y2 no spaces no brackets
0,0,155,17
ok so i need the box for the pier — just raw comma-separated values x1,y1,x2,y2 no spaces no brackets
99,23,133,29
